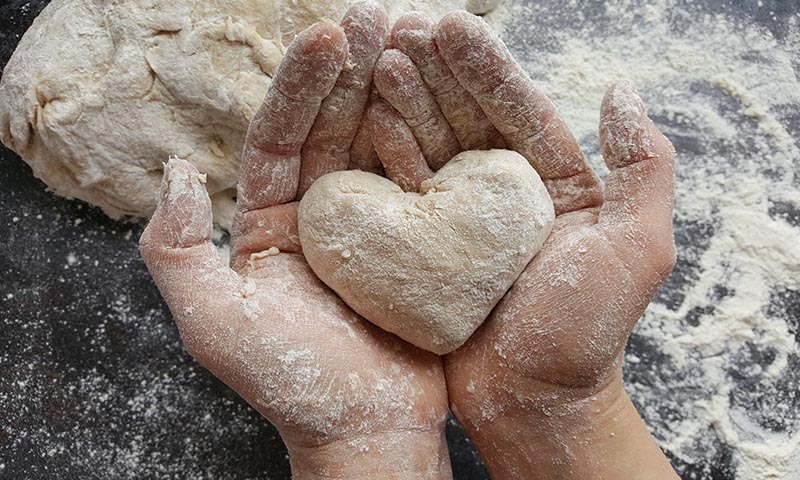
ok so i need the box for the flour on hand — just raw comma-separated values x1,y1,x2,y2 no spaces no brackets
497,0,800,477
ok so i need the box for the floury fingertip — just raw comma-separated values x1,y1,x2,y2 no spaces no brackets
143,156,213,250
599,81,657,169
160,156,207,204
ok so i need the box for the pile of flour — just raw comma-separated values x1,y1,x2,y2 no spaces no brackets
490,0,799,478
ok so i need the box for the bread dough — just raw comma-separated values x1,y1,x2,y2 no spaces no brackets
298,150,555,354
0,0,504,229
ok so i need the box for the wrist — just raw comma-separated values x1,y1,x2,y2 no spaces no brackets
454,375,677,480
286,429,452,480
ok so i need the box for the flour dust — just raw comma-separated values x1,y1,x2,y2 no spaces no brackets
492,0,799,478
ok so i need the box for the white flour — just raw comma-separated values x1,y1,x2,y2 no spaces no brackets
3,1,798,478
492,0,799,478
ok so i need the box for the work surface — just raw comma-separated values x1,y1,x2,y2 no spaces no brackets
2,1,799,479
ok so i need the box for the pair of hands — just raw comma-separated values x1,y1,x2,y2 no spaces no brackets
140,3,678,479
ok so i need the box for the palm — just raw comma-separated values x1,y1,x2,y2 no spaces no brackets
141,4,448,450
446,211,645,414
211,251,446,446
370,12,675,423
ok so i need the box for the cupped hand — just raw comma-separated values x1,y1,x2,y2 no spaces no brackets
140,4,451,478
371,11,678,479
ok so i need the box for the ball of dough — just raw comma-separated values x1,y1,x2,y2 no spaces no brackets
298,150,555,354
0,0,506,228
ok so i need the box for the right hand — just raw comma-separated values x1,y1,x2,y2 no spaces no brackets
371,11,679,479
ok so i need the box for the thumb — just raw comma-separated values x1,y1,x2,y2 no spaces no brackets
598,81,676,282
140,157,240,325
141,156,214,250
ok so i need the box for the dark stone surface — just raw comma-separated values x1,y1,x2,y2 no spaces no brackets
1,1,797,479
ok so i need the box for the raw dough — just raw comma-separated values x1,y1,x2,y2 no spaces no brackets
298,150,555,354
0,0,504,229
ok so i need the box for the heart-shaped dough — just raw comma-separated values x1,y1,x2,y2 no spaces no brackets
298,150,555,354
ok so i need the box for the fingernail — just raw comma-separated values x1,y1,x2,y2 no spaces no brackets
600,81,657,169
391,12,434,49
159,156,208,209
150,156,212,248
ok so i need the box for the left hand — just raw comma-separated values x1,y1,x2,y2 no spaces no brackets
140,4,452,478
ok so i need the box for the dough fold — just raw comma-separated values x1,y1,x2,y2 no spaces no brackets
0,0,505,228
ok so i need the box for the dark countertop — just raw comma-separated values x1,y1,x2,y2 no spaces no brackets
1,1,798,479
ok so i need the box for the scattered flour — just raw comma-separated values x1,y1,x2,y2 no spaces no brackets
2,1,798,479
494,0,799,478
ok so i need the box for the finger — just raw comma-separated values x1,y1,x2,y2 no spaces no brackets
140,157,241,321
230,202,301,273
435,12,603,214
373,49,461,171
348,110,384,175
390,12,504,150
369,98,433,191
237,20,348,212
598,81,676,280
296,1,389,198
